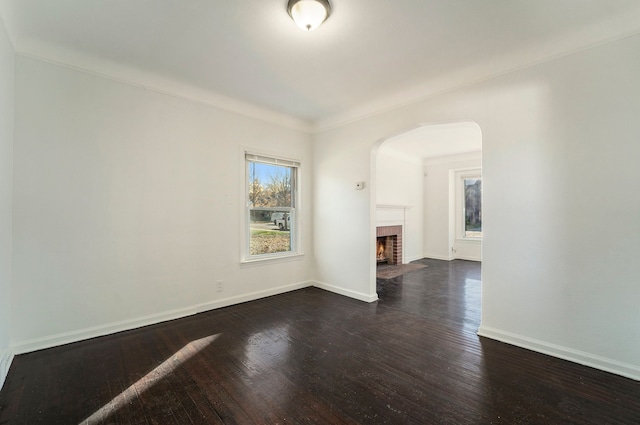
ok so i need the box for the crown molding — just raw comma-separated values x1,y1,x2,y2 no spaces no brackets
423,151,481,167
15,41,313,134
8,25,640,137
313,29,640,134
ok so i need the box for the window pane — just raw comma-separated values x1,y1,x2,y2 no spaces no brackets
464,178,482,237
248,162,292,208
246,156,298,259
249,209,292,255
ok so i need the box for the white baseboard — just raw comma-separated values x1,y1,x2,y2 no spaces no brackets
422,253,454,261
313,281,378,303
193,281,312,314
405,255,426,263
10,280,378,356
478,325,640,381
454,255,481,262
421,253,481,262
12,281,314,355
0,348,14,390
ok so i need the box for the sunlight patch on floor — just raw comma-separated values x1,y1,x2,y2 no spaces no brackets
80,334,220,425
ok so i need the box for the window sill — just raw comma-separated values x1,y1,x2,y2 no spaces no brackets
240,252,305,267
456,237,482,243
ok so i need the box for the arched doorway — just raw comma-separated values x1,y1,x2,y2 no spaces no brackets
370,121,483,297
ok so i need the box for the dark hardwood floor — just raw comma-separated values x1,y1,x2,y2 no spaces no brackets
1,259,639,424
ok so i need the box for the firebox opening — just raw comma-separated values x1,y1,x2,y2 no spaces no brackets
376,225,402,266
376,237,387,263
376,235,396,265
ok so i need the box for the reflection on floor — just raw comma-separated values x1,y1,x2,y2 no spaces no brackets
377,258,481,333
1,258,639,424
375,262,427,280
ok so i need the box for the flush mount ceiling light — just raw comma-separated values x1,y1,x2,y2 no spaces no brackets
287,0,331,31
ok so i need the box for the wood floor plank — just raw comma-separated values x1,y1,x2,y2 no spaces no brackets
1,259,639,424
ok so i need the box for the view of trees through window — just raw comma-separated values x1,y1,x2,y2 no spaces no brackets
464,178,482,237
247,160,295,256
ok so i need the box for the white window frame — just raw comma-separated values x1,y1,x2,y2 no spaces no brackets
454,168,482,241
241,152,302,263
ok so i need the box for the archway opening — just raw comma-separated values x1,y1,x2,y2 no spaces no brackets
370,121,483,302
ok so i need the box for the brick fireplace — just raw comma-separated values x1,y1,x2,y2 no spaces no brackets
376,225,402,265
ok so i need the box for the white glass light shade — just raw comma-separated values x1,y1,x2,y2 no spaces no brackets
287,0,331,31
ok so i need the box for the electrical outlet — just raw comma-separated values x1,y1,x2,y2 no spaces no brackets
216,280,224,292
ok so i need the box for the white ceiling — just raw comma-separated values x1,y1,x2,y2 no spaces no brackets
2,0,640,129
380,122,481,161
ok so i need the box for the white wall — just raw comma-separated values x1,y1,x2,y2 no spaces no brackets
0,16,14,388
423,153,481,261
4,17,640,385
314,33,640,379
375,151,423,262
11,56,315,353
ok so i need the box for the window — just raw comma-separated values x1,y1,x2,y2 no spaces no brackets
244,153,300,261
463,177,482,238
454,169,482,240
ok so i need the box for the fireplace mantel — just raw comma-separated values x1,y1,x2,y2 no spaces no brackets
376,205,409,227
